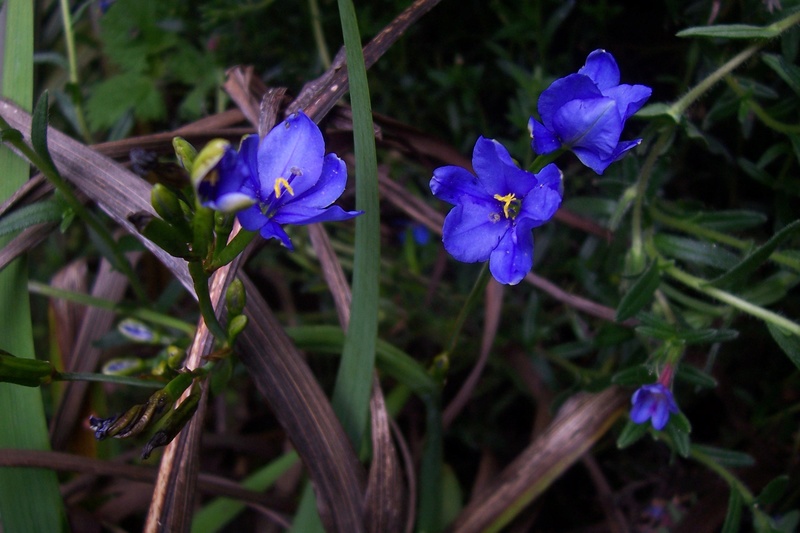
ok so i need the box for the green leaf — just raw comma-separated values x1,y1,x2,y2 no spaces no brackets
756,475,790,506
666,420,691,457
721,488,743,533
192,452,299,533
670,411,692,434
654,234,740,270
0,197,65,236
677,23,781,40
30,91,56,174
768,322,800,369
616,261,661,322
693,444,755,467
675,364,718,389
611,365,655,386
0,0,66,529
707,220,800,289
688,209,767,232
86,72,165,131
617,419,650,449
762,53,800,97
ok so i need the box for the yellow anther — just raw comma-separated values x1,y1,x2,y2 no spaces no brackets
273,177,295,198
493,193,516,219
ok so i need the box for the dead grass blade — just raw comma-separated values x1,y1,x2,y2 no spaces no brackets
364,374,405,533
448,387,628,532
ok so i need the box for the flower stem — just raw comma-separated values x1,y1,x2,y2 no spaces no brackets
529,150,562,174
689,445,755,505
668,42,765,122
188,261,228,342
445,264,492,357
27,280,196,336
663,263,800,336
55,371,165,389
58,0,92,143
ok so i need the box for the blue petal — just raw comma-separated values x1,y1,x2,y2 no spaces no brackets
488,223,533,285
208,192,256,213
529,117,562,155
533,163,564,194
650,402,670,430
237,134,261,195
276,205,362,225
518,183,562,226
259,218,294,249
256,111,324,200
551,98,621,158
578,50,620,91
472,137,537,197
537,74,603,131
431,165,493,207
236,204,269,233
603,84,652,121
286,153,349,210
441,203,508,263
573,139,641,175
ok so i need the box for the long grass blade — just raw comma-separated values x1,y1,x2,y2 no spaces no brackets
0,1,66,531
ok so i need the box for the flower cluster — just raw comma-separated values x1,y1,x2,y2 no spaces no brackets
198,111,362,250
431,49,651,284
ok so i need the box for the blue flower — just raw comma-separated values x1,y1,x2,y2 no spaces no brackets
630,383,679,430
528,49,652,175
201,111,362,250
430,136,563,285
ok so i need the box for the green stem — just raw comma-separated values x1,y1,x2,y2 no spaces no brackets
725,74,800,134
689,445,755,505
444,264,491,357
668,43,765,121
56,371,166,389
27,281,195,335
58,0,92,143
308,0,331,69
529,150,562,174
188,261,228,342
417,395,443,532
650,205,800,272
630,129,673,272
0,117,147,300
663,263,800,336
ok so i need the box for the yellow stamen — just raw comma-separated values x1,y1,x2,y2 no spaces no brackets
273,177,295,198
494,192,516,219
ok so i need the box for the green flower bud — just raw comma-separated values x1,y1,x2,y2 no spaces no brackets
0,352,53,387
172,137,198,174
141,383,202,460
227,314,248,343
190,139,230,189
226,278,246,317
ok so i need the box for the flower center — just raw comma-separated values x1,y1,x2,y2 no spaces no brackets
273,177,295,198
493,192,520,219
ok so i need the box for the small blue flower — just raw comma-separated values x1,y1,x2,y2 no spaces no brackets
202,111,362,250
630,383,679,430
528,49,652,175
430,136,563,285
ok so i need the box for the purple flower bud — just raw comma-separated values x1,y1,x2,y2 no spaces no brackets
630,383,679,430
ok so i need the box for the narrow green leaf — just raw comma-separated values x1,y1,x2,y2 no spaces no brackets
0,197,64,236
617,419,650,449
692,444,755,468
762,53,800,97
191,452,299,533
721,488,743,533
616,261,661,322
611,365,655,386
707,220,800,289
654,233,740,270
30,91,56,174
677,23,780,40
688,209,767,232
0,0,66,530
331,0,381,448
767,322,800,370
756,475,790,506
675,364,718,389
666,419,691,457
